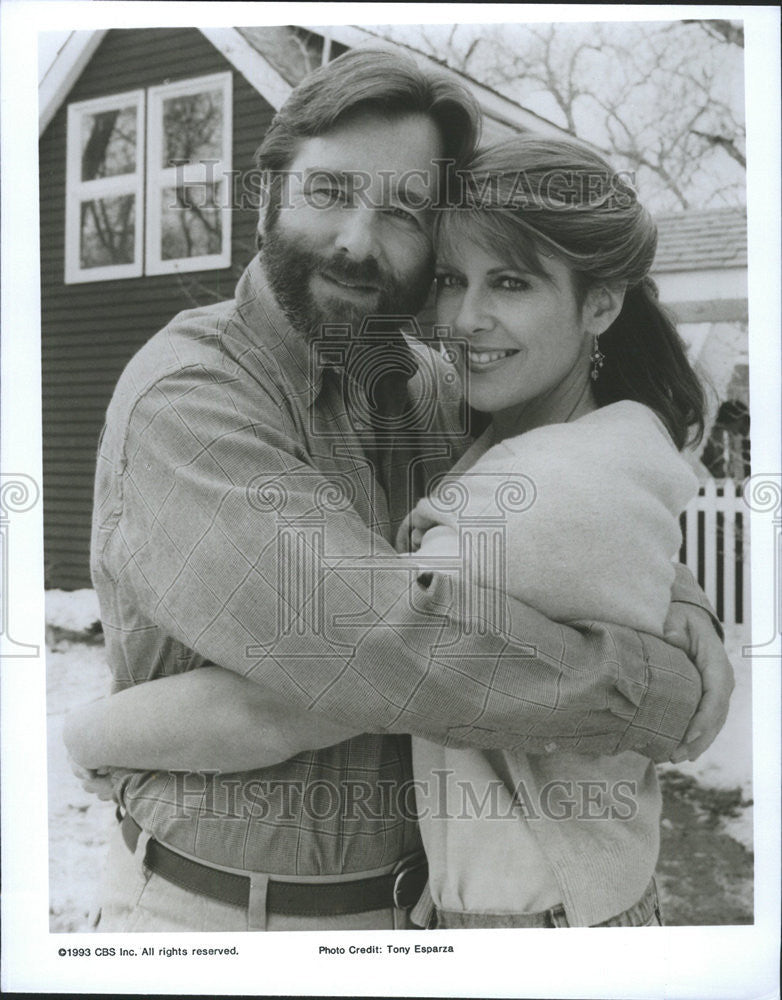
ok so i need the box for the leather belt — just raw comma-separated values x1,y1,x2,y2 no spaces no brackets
120,812,427,916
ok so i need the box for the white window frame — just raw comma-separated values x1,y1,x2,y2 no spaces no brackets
64,90,145,284
145,71,233,276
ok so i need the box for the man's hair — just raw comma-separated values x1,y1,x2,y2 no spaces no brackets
255,47,481,175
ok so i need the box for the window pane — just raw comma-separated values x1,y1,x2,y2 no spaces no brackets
80,106,137,181
163,89,224,167
79,196,136,268
160,184,223,260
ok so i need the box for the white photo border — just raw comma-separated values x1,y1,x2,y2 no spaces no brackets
2,3,779,997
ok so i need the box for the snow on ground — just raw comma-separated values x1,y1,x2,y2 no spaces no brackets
45,591,755,931
45,589,102,633
47,633,116,932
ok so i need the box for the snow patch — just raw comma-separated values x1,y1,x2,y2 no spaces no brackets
45,589,101,633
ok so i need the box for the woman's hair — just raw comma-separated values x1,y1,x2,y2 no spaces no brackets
437,135,705,449
256,48,481,176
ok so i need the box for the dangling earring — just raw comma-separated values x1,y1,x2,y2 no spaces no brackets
590,334,605,381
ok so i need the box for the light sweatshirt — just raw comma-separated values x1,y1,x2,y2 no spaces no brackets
408,400,699,926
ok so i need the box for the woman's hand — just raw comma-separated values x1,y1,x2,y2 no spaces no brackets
396,501,443,553
63,697,112,771
67,754,116,802
64,696,119,800
663,603,735,763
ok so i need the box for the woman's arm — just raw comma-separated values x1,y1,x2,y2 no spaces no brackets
63,667,360,773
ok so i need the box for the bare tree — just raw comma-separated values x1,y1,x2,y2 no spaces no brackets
684,19,744,48
375,20,746,212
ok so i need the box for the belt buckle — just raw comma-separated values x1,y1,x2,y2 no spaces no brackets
392,855,428,910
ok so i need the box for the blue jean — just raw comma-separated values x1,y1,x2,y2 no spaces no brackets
590,880,664,928
435,879,664,929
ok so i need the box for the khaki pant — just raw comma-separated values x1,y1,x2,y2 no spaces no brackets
94,822,415,932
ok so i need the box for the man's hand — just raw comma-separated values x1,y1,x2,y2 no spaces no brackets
663,603,735,763
67,754,116,802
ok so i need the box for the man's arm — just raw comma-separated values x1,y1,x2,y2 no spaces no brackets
65,598,733,776
96,367,705,760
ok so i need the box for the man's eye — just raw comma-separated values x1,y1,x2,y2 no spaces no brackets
309,186,346,204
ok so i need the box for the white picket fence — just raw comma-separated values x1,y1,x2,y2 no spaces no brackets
680,478,749,627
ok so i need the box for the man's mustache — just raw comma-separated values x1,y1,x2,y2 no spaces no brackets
317,254,384,287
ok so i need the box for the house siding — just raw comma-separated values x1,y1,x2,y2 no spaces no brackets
40,28,274,588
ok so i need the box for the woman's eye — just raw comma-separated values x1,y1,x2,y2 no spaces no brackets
385,205,416,223
496,276,530,291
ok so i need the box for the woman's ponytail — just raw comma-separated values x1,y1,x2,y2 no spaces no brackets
592,278,705,450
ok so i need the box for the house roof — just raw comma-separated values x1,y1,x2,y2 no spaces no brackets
653,207,747,273
38,28,293,135
39,30,109,135
307,25,572,143
39,25,569,142
235,26,329,87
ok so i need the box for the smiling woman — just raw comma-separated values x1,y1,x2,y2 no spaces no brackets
434,246,608,431
434,136,705,449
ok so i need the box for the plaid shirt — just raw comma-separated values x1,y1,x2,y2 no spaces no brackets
92,255,708,876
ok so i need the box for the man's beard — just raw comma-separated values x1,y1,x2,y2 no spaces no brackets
260,217,434,341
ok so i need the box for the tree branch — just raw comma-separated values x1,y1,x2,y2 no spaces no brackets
691,130,747,168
